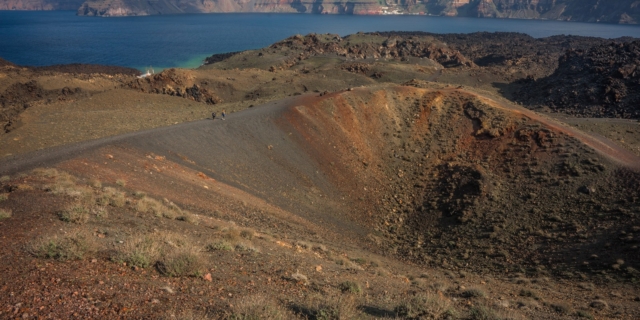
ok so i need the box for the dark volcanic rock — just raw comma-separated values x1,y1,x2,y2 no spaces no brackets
127,68,222,104
0,81,85,134
516,41,640,119
0,58,15,68
204,52,240,65
33,63,140,76
269,33,475,69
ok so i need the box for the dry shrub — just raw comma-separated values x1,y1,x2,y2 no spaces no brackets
462,287,486,298
37,169,94,203
347,261,364,271
116,179,126,187
229,295,286,320
206,240,234,252
0,175,10,182
297,294,360,320
177,211,199,224
91,206,109,219
115,233,206,277
157,245,205,277
294,241,310,249
114,234,162,268
235,242,259,253
133,191,146,199
136,196,178,219
28,230,97,261
223,228,242,242
98,187,126,207
161,309,211,320
32,167,61,178
338,281,361,294
0,208,12,220
239,229,254,240
430,282,448,292
290,270,309,285
58,203,90,224
89,179,102,189
394,292,454,319
0,194,8,202
468,304,524,320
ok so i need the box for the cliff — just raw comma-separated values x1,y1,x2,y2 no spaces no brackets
0,0,83,10
74,0,640,23
1,0,639,24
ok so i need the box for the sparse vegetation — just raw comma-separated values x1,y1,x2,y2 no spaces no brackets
176,211,198,224
228,295,286,320
133,190,146,199
116,179,126,187
290,270,309,285
28,231,96,261
394,293,453,319
235,242,259,252
467,304,519,320
295,295,359,320
338,281,361,294
550,302,571,314
206,240,234,251
158,246,205,277
100,187,126,207
576,310,594,319
0,175,10,182
462,288,486,298
240,229,254,239
114,235,161,268
519,289,539,300
0,194,7,202
0,208,12,220
58,203,90,224
89,179,102,188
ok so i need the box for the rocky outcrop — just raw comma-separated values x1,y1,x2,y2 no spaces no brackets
264,33,475,69
126,68,222,104
0,0,84,10
516,41,640,119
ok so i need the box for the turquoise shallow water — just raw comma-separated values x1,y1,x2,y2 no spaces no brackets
1,11,639,71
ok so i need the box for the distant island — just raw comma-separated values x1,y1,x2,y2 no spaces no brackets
0,0,637,23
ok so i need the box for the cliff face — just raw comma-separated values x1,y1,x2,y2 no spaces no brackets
0,0,83,10
2,0,639,23
74,0,640,22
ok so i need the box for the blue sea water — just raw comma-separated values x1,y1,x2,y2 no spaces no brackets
1,11,639,71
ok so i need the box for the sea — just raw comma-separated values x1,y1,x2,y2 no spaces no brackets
1,10,639,71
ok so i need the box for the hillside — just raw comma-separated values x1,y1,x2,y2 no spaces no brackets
1,83,640,319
